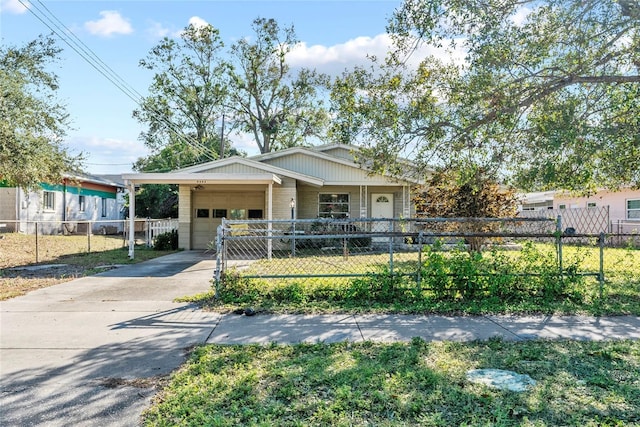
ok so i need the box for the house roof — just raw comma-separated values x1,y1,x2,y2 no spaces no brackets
520,191,557,204
122,144,422,186
64,173,126,189
172,156,324,187
121,172,282,186
251,146,423,185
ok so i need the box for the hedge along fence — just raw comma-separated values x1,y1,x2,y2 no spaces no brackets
212,216,608,303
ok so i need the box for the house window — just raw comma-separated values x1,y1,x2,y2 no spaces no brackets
101,198,107,217
248,209,263,219
213,209,227,218
196,209,209,218
558,204,566,210
43,191,55,211
587,202,597,208
79,195,86,212
628,199,640,220
230,209,246,220
319,193,349,218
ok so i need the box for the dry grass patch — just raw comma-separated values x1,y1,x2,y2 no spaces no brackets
0,233,176,300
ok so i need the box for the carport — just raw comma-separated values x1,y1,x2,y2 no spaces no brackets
122,172,282,258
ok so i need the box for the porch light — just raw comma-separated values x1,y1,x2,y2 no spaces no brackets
290,198,296,219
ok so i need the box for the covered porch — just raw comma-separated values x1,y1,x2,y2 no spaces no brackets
122,172,282,258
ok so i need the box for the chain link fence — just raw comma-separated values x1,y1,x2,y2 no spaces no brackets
213,217,609,295
0,219,177,264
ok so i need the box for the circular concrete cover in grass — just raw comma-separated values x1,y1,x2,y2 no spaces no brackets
466,369,536,392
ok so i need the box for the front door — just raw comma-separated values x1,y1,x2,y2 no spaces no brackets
371,193,394,242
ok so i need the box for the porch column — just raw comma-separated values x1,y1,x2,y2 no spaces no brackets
403,185,411,218
267,182,273,260
360,185,368,218
127,181,135,259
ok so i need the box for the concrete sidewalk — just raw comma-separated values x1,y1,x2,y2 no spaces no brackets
207,313,640,345
1,250,639,426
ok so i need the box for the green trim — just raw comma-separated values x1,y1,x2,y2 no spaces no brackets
40,183,117,199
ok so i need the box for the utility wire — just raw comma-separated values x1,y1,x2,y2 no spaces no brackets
19,0,220,163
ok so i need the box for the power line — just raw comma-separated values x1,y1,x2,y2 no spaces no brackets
19,0,220,163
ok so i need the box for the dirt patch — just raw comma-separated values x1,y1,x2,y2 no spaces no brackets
4,264,90,279
0,265,94,300
100,376,169,389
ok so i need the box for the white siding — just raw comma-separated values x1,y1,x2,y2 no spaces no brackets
178,185,191,249
318,146,356,161
0,187,17,221
196,163,268,174
272,177,297,220
263,153,395,185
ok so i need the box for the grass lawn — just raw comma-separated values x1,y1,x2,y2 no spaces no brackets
0,233,177,300
143,339,640,426
189,244,640,316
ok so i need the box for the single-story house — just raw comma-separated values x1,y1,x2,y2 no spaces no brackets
122,144,423,253
0,174,126,234
520,188,640,233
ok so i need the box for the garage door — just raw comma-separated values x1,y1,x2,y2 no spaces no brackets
192,191,264,249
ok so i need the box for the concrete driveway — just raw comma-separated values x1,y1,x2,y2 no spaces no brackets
0,251,221,427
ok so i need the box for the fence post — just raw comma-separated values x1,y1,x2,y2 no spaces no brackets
146,217,151,247
291,218,296,258
416,231,423,292
35,221,39,263
556,215,563,279
87,221,91,253
388,219,394,275
598,232,605,299
214,224,223,299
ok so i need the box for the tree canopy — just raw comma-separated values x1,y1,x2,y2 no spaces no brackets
226,18,329,154
330,0,640,192
0,34,82,189
133,24,228,169
134,18,329,167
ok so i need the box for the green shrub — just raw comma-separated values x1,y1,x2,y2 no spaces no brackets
153,230,178,250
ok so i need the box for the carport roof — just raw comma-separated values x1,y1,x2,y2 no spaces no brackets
122,172,282,185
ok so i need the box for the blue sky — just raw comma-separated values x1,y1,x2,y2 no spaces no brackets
1,0,404,174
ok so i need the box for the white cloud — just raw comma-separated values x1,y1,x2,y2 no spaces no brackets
288,34,392,75
84,10,133,37
0,0,28,14
511,6,533,26
288,33,467,76
145,21,172,39
70,136,148,174
229,131,260,156
187,16,209,29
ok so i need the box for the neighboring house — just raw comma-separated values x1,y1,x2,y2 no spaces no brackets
519,191,556,212
0,174,126,234
123,144,423,250
520,188,640,233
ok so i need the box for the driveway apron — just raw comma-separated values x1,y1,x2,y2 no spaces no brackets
0,251,221,427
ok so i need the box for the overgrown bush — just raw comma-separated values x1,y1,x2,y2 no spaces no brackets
153,230,178,250
212,242,586,311
418,241,583,302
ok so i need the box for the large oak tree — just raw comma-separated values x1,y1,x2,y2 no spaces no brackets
330,0,640,192
226,18,329,154
133,23,228,169
0,35,82,189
